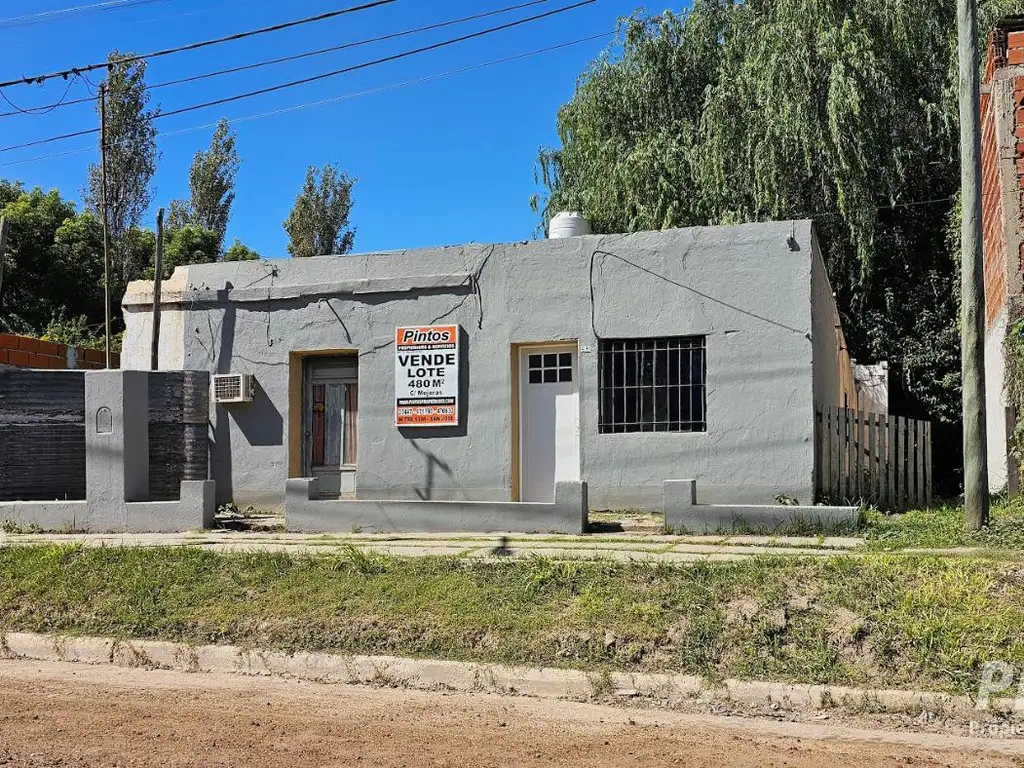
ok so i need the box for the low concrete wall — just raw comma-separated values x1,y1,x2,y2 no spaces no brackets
0,370,216,533
664,480,859,534
286,478,588,534
0,481,215,533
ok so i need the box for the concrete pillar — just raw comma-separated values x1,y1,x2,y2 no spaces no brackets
664,479,698,533
86,371,150,528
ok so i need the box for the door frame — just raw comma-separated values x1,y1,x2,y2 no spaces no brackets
510,340,580,502
287,349,358,478
302,361,358,477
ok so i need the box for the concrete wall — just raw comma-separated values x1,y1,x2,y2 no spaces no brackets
986,308,1012,491
0,371,215,532
810,236,857,412
121,269,187,371
123,221,826,511
0,370,86,501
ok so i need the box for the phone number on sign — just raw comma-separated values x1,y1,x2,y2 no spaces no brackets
397,407,455,417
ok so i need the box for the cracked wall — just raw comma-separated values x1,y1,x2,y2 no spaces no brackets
123,222,828,510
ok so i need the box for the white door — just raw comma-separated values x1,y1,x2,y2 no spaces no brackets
520,346,580,503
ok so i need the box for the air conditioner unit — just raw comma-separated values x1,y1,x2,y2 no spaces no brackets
213,373,255,404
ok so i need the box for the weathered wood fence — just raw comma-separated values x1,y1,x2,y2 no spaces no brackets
814,406,932,511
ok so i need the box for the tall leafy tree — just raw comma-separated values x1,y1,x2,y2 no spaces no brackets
169,119,240,248
283,163,356,258
536,0,1024,427
84,51,159,283
0,182,104,334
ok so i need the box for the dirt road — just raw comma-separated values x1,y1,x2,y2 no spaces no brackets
0,660,1020,767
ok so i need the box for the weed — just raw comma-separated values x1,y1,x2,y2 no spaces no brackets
339,544,386,575
864,499,1024,552
1,520,42,535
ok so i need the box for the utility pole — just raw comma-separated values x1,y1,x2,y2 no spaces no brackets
100,83,112,370
958,0,990,530
0,217,8,320
151,208,164,371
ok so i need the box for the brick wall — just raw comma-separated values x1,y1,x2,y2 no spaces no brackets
982,32,1008,329
0,333,119,370
983,24,1024,329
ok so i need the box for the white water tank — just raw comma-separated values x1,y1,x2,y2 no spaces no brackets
548,211,592,239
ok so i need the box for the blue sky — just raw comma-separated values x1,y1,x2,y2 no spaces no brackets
0,0,658,256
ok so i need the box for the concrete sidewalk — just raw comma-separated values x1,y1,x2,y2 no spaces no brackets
0,529,867,562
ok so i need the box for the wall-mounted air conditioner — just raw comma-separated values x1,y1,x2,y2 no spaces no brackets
213,373,255,404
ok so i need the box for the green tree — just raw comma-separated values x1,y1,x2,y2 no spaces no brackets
535,0,1024,423
224,239,260,262
84,51,160,283
148,224,221,279
283,163,356,258
169,119,240,248
0,182,104,334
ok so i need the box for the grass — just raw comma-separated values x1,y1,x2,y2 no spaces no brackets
1,545,1023,696
864,497,1024,552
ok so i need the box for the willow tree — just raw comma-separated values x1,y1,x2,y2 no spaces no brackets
537,0,1024,424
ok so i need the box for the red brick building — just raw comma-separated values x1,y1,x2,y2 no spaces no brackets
981,17,1024,491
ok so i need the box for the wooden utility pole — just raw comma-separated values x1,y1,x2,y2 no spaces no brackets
958,0,990,530
151,208,164,371
100,83,112,370
0,217,9,320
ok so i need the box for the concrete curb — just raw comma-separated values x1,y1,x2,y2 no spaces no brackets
0,631,995,719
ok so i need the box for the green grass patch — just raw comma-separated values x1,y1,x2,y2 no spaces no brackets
864,498,1024,552
1,546,1023,696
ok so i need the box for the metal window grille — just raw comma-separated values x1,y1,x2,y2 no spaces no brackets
598,337,706,433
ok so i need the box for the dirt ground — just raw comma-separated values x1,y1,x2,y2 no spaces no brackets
0,660,1022,767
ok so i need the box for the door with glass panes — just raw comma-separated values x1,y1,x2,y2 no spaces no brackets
304,357,358,498
518,345,580,503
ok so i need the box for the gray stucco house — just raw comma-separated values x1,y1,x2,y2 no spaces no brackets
121,220,855,512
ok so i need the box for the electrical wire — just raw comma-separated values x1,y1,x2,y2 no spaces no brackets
0,0,553,119
0,0,598,154
0,0,168,30
0,0,398,88
0,31,613,169
0,74,81,115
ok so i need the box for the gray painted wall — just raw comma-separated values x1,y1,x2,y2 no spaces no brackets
123,221,830,510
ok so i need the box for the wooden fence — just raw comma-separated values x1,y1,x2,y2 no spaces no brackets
814,406,932,511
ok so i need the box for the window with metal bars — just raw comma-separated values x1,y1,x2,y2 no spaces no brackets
598,337,707,433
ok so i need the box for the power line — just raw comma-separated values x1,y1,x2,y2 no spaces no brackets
0,74,82,115
157,1,597,119
0,0,598,154
0,0,553,119
0,0,397,88
0,30,614,169
0,0,168,30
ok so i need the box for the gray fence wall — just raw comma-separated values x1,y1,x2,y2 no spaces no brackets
0,369,209,504
0,370,86,502
148,371,210,501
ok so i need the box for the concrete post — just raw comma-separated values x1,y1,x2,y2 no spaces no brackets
663,479,698,533
86,371,150,528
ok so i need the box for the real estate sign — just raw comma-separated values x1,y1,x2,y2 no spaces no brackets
394,325,459,427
